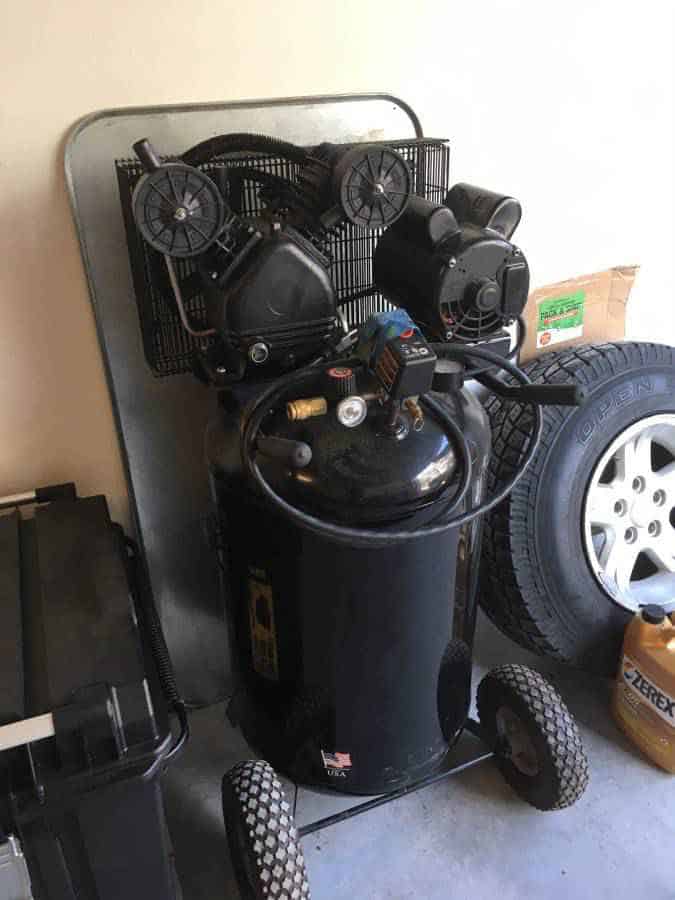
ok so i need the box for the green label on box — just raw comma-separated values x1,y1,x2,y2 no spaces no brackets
537,290,586,348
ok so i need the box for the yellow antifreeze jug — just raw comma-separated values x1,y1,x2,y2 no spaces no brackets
612,604,675,773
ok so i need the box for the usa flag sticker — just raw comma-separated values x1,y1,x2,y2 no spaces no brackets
321,750,353,774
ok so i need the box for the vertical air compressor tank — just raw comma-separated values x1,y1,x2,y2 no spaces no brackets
207,384,491,795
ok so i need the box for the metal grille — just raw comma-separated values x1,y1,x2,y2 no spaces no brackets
116,138,451,377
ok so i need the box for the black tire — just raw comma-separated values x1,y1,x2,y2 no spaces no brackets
222,760,310,900
477,664,589,810
479,341,675,675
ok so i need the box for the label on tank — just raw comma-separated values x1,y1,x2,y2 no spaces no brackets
321,750,352,778
247,569,279,681
621,655,675,728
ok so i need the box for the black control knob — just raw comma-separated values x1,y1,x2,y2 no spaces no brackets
326,366,357,399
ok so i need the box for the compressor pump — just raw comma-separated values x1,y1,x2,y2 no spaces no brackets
128,130,588,895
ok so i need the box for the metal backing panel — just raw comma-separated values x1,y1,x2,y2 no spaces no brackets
65,94,424,705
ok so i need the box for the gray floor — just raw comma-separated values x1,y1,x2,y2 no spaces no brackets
163,613,675,900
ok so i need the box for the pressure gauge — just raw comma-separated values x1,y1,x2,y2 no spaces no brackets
336,396,368,428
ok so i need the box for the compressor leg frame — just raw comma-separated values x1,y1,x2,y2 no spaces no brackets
296,717,493,838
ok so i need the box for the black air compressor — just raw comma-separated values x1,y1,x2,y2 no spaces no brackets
129,132,589,899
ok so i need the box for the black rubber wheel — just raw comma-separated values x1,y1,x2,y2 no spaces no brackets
477,664,589,810
479,342,675,675
222,760,310,900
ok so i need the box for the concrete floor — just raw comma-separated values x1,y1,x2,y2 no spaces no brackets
163,613,675,900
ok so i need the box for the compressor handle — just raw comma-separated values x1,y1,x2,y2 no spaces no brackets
474,372,586,407
516,383,586,406
256,435,313,469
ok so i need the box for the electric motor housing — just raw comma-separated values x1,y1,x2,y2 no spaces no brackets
373,190,530,343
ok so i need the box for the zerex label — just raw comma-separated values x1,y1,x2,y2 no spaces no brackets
621,656,675,728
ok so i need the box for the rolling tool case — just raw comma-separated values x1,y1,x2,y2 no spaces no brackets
0,486,180,900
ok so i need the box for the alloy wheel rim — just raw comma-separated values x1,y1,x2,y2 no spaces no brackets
583,414,675,614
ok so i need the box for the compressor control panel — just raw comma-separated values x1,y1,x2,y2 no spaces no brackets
374,329,437,403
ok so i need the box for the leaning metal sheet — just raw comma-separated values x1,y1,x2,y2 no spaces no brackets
65,94,423,705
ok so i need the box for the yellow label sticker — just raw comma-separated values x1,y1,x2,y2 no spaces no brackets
248,575,279,681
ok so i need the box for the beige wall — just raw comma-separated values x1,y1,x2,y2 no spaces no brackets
1,1,672,527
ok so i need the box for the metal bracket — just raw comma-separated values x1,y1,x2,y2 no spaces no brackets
297,718,493,838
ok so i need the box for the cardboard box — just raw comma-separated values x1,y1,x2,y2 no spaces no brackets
521,265,638,362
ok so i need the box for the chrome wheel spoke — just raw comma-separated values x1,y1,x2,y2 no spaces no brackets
613,545,641,594
586,484,624,527
654,461,675,493
646,538,675,575
616,432,653,483
599,533,639,593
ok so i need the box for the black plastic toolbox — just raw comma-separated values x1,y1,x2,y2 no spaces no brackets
0,491,180,900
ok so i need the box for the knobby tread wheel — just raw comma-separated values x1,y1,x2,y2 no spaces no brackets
477,664,589,810
478,341,675,674
222,760,310,900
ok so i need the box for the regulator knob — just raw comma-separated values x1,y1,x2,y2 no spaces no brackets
326,366,357,399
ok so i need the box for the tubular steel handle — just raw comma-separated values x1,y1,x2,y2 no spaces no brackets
476,372,586,407
511,383,587,407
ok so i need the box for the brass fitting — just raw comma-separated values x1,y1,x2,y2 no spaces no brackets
404,397,425,432
286,397,328,422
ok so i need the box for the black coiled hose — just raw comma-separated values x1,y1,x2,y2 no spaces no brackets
182,132,310,168
239,347,543,547
240,361,474,549
122,535,189,769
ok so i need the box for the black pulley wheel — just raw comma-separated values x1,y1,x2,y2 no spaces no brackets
477,665,589,811
479,342,675,675
222,760,310,900
334,145,411,228
132,163,225,258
